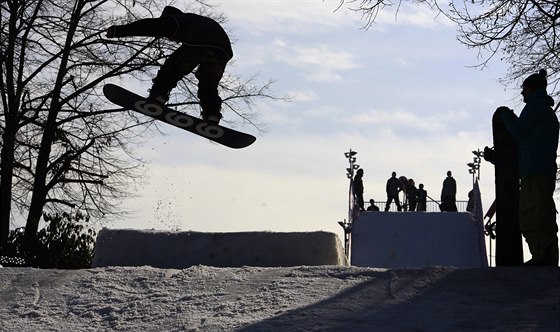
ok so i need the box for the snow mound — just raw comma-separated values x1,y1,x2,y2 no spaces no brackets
351,212,487,268
93,229,348,268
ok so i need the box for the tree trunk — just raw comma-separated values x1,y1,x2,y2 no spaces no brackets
24,1,83,251
0,125,17,251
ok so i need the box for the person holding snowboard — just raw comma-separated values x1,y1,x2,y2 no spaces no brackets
500,69,559,266
106,6,233,124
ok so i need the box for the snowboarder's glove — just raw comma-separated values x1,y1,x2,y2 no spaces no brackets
106,26,118,38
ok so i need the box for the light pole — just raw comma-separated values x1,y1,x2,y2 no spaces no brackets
344,149,360,221
467,149,483,184
338,149,359,259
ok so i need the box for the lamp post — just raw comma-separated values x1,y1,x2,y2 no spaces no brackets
344,149,360,221
467,149,483,184
338,149,359,258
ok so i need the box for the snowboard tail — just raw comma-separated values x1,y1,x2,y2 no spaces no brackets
103,84,256,149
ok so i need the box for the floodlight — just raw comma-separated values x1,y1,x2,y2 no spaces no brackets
472,150,484,157
344,150,357,158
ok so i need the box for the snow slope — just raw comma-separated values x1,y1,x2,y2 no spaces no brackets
351,212,487,268
0,265,558,331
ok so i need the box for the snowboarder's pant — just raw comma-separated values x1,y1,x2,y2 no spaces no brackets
151,45,228,117
519,175,559,265
385,194,401,211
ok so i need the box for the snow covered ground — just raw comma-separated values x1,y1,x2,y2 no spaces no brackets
0,265,558,331
1,222,559,331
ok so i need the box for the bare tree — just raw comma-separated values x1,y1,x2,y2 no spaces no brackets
0,0,280,255
338,0,560,93
445,1,560,92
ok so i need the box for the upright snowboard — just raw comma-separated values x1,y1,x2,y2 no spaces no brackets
485,107,523,266
103,84,256,149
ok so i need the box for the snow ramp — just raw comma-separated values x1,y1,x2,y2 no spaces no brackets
93,229,348,268
351,212,488,268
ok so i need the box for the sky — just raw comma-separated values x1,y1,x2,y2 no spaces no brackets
111,1,553,260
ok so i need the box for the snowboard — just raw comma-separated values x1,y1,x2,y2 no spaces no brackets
484,107,523,266
103,84,256,149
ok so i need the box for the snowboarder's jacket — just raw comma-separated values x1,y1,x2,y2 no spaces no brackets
110,6,233,60
501,89,559,177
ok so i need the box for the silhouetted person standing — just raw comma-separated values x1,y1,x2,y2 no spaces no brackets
353,169,365,211
466,189,474,213
406,178,418,211
440,171,457,212
106,6,233,123
385,172,402,211
417,184,427,211
501,69,559,266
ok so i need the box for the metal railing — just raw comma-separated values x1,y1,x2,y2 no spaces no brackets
368,200,469,212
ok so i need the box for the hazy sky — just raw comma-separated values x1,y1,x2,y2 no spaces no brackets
113,0,544,253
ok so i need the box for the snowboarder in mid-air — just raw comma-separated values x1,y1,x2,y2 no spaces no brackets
106,5,233,124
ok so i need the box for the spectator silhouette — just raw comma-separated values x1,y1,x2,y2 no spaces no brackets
466,189,474,213
385,172,403,211
440,171,457,212
500,69,559,266
406,179,418,211
417,184,427,211
366,199,380,211
353,169,365,211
